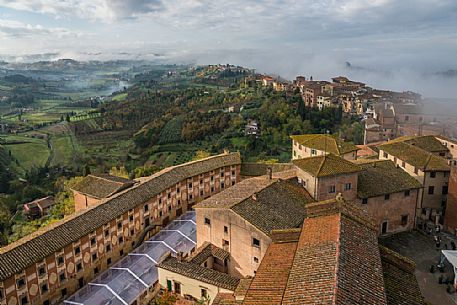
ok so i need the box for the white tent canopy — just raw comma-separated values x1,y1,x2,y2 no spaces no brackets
442,250,457,285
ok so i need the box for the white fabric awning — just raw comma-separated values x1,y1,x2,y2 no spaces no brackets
442,250,457,267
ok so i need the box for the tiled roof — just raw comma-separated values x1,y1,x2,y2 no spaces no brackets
290,134,359,155
392,103,422,115
0,152,241,281
189,242,230,266
355,160,422,198
194,176,276,209
71,174,134,199
240,163,294,177
230,179,315,236
293,154,363,177
26,196,55,209
391,135,449,153
243,240,298,305
380,246,425,305
157,256,240,291
379,141,450,171
213,293,242,305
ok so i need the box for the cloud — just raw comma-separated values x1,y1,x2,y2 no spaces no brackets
0,18,78,38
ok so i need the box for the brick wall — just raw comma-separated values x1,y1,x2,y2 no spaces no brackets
444,162,457,234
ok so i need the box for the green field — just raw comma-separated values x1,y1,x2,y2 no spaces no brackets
2,135,50,171
112,92,128,102
50,135,74,166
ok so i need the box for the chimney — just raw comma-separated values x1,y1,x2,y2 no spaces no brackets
177,252,183,262
252,193,257,201
267,167,272,180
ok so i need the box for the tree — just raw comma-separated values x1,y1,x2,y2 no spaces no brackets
192,150,211,161
150,291,177,305
65,113,70,122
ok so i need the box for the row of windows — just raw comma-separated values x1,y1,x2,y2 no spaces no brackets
203,217,260,247
328,183,352,194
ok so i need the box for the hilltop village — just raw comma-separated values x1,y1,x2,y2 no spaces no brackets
1,126,457,305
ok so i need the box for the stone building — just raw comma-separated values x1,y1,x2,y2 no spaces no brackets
378,140,450,223
157,243,239,305
71,174,135,212
0,152,241,305
212,197,424,305
291,134,359,160
444,160,457,235
194,176,315,278
355,160,422,235
292,154,362,201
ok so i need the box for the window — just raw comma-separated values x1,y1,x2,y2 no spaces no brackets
311,149,317,155
167,193,171,199
117,222,122,229
107,258,112,265
104,229,109,237
402,161,405,168
200,190,204,196
232,170,235,176
211,186,214,193
440,152,446,156
221,172,224,177
189,194,193,200
405,115,409,121
16,278,26,289
232,181,235,186
174,282,181,295
404,190,410,197
414,167,418,174
362,198,368,204
90,237,96,246
383,152,388,158
201,288,208,299
43,301,50,305
57,256,64,266
443,186,449,195
223,239,229,246
384,194,390,200
74,246,81,255
61,288,67,297
430,172,436,178
92,253,97,261
221,182,225,189
200,179,203,185
188,182,192,188
76,263,83,272
204,217,211,226
401,215,408,226
168,206,171,212
428,186,435,195
381,221,388,235
118,236,124,244
59,272,66,283
106,244,111,252
145,218,150,228
41,283,48,294
94,267,99,275
253,257,259,263
21,296,28,305
0,288,4,300
38,266,46,277
120,249,124,256
252,238,260,247
177,187,180,193
130,229,134,236
224,226,228,234
129,215,134,222
211,176,214,182
167,280,172,291
344,183,351,191
329,185,336,194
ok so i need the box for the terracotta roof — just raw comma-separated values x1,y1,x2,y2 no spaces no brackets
380,246,425,305
243,240,298,305
244,196,393,305
71,174,134,199
293,154,363,177
290,134,359,155
355,160,422,198
213,293,242,305
0,152,241,281
392,103,422,115
157,256,240,291
379,141,450,171
25,196,55,209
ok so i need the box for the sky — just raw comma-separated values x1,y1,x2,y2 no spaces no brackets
0,0,457,97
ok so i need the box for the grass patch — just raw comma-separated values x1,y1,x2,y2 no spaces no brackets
112,93,128,102
50,135,74,166
4,140,49,170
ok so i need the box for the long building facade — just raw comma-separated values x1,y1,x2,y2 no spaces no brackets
0,152,241,305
